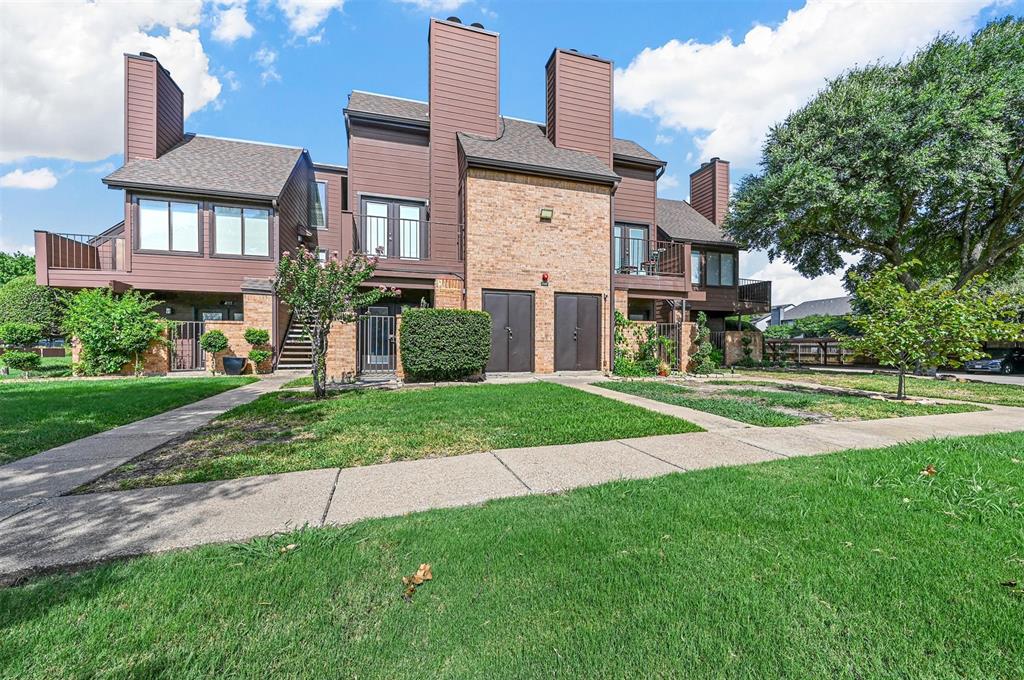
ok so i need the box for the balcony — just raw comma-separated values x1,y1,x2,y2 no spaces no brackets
612,236,699,298
352,212,430,261
37,232,124,271
737,278,772,313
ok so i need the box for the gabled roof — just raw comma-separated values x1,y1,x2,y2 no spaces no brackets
459,117,619,185
103,134,305,200
656,198,734,245
612,138,664,166
781,296,853,320
345,91,429,126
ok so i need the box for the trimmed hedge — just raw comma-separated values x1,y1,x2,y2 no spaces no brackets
400,308,491,381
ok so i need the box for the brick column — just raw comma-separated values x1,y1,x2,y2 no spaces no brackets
325,321,357,382
434,278,464,309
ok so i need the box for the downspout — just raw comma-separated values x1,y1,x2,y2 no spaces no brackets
271,197,281,372
609,189,616,374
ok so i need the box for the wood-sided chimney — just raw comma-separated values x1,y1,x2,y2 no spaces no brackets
544,48,613,168
689,157,730,225
124,52,184,162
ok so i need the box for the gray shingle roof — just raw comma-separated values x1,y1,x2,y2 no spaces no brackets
103,134,303,199
459,117,619,184
346,91,429,123
781,296,853,320
656,198,734,245
613,138,663,165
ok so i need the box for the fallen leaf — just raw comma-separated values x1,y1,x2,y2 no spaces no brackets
279,543,298,554
920,465,937,477
400,563,434,601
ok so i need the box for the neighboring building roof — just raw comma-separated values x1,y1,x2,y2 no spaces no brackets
612,138,664,166
782,296,853,320
345,91,429,125
103,134,304,200
459,117,620,185
656,198,734,245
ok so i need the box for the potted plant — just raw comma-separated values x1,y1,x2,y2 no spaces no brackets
244,327,272,374
657,360,671,377
199,329,241,375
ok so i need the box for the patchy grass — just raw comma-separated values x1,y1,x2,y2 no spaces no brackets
597,380,983,427
4,432,1023,678
0,377,257,464
734,369,1024,407
0,355,72,380
282,375,312,388
82,382,701,491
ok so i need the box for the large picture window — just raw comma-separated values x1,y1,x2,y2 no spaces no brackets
137,199,199,253
705,251,737,286
311,181,328,230
214,206,270,257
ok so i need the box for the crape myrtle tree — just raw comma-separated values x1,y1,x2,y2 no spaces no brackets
274,248,397,399
728,18,1024,292
837,264,1023,399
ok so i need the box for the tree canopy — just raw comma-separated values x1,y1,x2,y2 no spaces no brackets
728,18,1024,291
0,252,34,287
0,274,64,337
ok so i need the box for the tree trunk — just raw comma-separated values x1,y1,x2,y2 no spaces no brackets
310,323,329,399
897,368,906,400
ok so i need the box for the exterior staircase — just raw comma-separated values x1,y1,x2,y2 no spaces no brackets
276,314,313,370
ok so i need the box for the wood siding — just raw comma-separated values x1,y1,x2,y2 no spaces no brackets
613,163,657,226
314,166,346,258
428,19,499,262
155,64,184,156
689,158,729,225
125,56,157,161
545,50,612,168
278,153,314,258
348,123,430,208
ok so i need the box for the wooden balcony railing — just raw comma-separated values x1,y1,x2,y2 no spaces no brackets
738,278,771,306
613,237,689,278
352,213,430,261
40,232,124,271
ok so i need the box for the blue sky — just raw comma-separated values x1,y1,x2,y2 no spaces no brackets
1,0,1019,303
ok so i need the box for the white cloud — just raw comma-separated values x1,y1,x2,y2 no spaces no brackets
275,0,345,37
252,47,281,84
223,70,242,91
658,174,680,191
87,161,116,174
396,0,471,11
615,0,995,168
0,1,221,163
748,253,858,305
0,168,58,190
212,2,255,44
654,134,674,145
0,234,35,256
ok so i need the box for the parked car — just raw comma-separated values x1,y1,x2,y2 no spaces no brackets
964,348,1024,374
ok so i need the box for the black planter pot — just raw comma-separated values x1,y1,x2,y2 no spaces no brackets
222,357,246,376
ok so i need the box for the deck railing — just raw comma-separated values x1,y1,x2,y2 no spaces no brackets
613,237,689,278
352,213,430,261
738,278,771,306
42,232,124,271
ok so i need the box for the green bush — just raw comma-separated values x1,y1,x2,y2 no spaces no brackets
400,308,491,381
0,321,42,348
248,348,273,372
0,350,41,372
63,288,167,375
0,275,64,337
199,330,229,355
244,327,270,347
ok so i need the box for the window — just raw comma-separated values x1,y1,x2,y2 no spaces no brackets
360,198,425,259
311,181,328,230
627,300,654,321
691,250,703,285
214,206,270,257
137,199,199,252
317,248,328,263
705,251,737,286
614,223,649,274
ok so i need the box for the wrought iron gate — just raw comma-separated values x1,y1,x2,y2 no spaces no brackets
357,314,396,374
169,321,207,371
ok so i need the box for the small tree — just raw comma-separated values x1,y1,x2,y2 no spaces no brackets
63,288,167,375
274,248,396,398
838,265,1023,399
0,275,64,337
199,329,230,374
0,321,43,375
690,312,718,374
244,327,272,374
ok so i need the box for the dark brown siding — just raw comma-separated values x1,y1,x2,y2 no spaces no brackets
155,64,184,156
689,158,730,225
613,163,656,226
545,50,613,168
348,123,429,208
313,166,345,258
278,153,314,257
429,19,499,262
125,55,157,161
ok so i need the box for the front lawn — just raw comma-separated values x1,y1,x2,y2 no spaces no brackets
0,355,72,380
0,377,257,464
735,369,1024,407
82,382,702,491
4,431,1022,677
596,380,983,427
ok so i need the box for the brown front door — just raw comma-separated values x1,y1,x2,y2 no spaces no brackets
483,291,534,373
555,294,601,371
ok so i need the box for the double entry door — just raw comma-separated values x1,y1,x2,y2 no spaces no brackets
361,198,426,260
555,294,601,371
483,291,533,373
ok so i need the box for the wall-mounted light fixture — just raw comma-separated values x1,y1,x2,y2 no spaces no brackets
164,307,173,315
541,272,550,286
538,207,554,221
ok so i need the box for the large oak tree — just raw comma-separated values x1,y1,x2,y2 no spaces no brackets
728,18,1023,291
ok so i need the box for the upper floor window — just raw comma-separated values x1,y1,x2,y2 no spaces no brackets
360,198,426,259
613,223,649,274
311,181,328,230
706,251,737,286
214,206,270,257
691,250,702,285
138,199,199,253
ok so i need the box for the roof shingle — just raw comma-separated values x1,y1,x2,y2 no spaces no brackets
103,135,303,199
612,138,663,165
346,91,429,123
656,197,734,245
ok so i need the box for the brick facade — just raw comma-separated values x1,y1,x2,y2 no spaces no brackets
723,330,763,366
434,278,464,309
464,168,612,373
203,292,275,374
325,321,357,382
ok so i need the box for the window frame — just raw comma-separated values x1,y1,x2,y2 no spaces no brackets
132,195,203,257
311,180,329,231
211,203,273,260
613,222,651,275
700,248,738,288
358,195,428,260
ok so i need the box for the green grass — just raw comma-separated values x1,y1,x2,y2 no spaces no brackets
722,387,985,420
0,377,257,464
4,432,1023,678
282,375,312,388
597,380,805,426
0,355,72,380
735,369,1024,407
91,382,702,490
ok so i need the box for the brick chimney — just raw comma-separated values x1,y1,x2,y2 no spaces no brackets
544,49,613,168
689,158,729,225
124,52,184,162
428,18,499,248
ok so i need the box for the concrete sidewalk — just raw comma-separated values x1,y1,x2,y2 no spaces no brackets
2,394,1021,582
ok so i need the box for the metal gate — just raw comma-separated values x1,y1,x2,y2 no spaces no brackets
357,314,396,374
169,321,206,371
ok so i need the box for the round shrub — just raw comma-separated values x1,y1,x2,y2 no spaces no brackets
0,321,43,348
0,275,64,337
0,350,41,373
63,288,167,375
244,327,270,347
248,348,273,373
199,329,229,355
399,308,491,381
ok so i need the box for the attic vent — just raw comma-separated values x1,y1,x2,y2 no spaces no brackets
471,22,485,29
446,16,461,23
